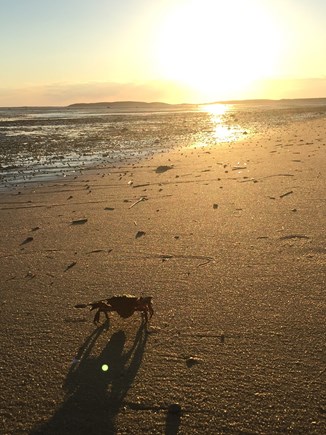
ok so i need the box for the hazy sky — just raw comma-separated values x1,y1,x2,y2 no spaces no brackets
0,0,325,105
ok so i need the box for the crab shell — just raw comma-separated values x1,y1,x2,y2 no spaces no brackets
107,295,140,318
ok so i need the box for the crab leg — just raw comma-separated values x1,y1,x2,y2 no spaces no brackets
142,309,149,324
148,301,154,319
89,301,114,325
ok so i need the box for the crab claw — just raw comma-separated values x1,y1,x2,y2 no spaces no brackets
74,303,88,309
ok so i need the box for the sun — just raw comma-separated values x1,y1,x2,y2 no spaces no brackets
154,0,283,100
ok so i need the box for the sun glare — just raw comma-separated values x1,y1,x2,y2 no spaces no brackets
201,104,229,116
188,103,244,145
155,0,283,101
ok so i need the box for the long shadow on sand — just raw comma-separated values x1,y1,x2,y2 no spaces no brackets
31,321,147,434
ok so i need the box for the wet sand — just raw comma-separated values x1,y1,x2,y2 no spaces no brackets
0,117,325,434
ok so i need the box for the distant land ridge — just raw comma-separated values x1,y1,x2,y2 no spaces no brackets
67,101,196,109
67,98,326,109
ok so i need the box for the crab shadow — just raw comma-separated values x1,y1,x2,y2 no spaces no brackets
31,320,148,434
165,408,182,435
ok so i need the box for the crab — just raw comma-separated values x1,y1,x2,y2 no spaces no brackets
75,294,154,326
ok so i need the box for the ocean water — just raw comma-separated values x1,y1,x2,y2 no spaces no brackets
0,99,325,189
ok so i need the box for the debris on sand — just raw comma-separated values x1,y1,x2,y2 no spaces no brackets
71,218,88,225
129,197,148,209
197,257,214,267
186,356,202,367
280,190,293,198
65,261,77,271
213,203,219,209
21,236,33,245
25,271,35,279
132,183,150,188
87,248,112,254
238,178,257,183
280,234,310,240
155,165,173,174
135,231,146,239
232,166,247,170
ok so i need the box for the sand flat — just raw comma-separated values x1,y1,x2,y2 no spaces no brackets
0,117,325,434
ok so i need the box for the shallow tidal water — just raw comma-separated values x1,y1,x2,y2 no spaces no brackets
0,99,325,189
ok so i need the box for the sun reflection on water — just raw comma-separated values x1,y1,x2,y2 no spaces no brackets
190,103,246,148
201,103,230,116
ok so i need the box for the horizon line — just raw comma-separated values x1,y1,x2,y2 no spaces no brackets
1,96,326,109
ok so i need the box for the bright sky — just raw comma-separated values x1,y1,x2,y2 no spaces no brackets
0,0,325,105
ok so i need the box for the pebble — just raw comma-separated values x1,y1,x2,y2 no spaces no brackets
186,356,202,367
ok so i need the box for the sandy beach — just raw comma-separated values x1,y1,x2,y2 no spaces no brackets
0,115,325,434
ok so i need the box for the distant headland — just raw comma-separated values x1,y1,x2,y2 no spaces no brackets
67,98,326,110
67,101,197,109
